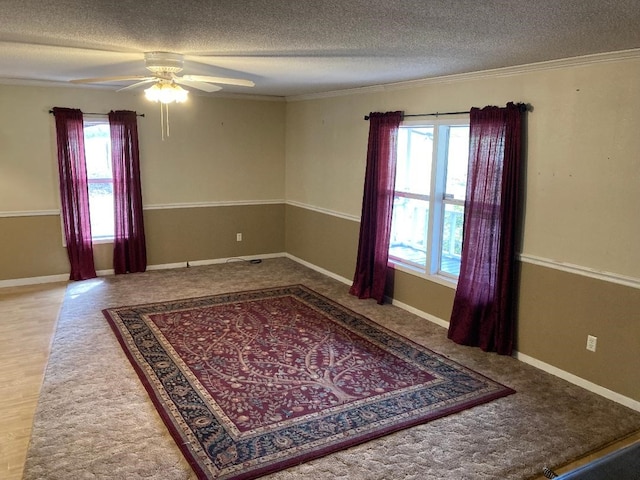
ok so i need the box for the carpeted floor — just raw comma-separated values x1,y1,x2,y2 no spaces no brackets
103,284,514,479
22,258,640,479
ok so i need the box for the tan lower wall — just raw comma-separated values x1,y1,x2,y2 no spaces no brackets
285,205,640,403
1,204,285,281
144,204,285,265
0,215,69,280
517,262,640,401
387,269,455,322
285,205,360,281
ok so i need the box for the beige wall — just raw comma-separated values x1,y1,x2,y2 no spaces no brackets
0,85,285,210
286,57,640,278
284,54,640,403
0,84,286,279
1,55,639,404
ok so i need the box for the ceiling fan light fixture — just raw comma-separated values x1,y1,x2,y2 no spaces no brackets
144,82,188,104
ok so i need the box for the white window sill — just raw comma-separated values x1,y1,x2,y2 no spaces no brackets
388,261,458,290
92,237,114,245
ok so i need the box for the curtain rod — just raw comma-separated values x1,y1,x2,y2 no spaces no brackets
49,110,145,117
363,103,530,120
364,110,468,120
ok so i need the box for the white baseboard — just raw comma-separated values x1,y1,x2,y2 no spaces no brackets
0,253,288,287
514,352,640,412
146,253,288,271
389,297,451,329
284,253,352,285
187,252,286,267
146,262,187,271
0,273,69,288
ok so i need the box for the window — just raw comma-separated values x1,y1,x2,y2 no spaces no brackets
389,120,469,279
83,121,114,241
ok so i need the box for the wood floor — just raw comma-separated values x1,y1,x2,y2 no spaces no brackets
0,282,67,480
0,280,638,480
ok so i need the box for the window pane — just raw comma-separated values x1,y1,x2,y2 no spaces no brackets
84,124,112,179
395,127,433,195
389,196,429,266
84,122,114,239
390,121,469,279
444,126,469,201
88,183,114,239
440,203,464,276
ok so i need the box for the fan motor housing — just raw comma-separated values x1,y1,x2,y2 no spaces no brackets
144,52,184,74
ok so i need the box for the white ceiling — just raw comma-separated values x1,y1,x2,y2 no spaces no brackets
1,0,639,98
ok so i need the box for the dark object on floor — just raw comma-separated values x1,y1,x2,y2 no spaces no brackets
546,441,640,479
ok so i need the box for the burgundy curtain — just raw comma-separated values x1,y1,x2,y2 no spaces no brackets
447,102,525,355
349,111,403,304
109,110,147,274
52,107,97,281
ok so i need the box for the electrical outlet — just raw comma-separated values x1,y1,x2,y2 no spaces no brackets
586,335,597,352
236,233,242,242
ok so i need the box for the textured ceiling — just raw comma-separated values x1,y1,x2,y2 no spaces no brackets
1,0,639,97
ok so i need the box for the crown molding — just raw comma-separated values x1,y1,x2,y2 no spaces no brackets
286,48,640,102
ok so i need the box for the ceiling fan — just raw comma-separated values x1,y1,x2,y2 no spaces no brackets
69,51,256,139
70,51,255,97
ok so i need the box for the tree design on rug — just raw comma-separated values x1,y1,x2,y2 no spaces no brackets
149,295,434,431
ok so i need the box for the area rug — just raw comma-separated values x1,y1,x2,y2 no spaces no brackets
103,284,514,480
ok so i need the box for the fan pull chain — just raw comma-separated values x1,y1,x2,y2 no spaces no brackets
166,103,170,137
159,102,171,141
160,103,165,141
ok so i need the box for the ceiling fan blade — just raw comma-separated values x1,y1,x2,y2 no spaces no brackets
116,78,156,92
174,78,222,93
181,75,255,87
70,75,149,84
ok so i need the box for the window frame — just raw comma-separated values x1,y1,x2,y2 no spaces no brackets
83,117,114,244
388,116,470,286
